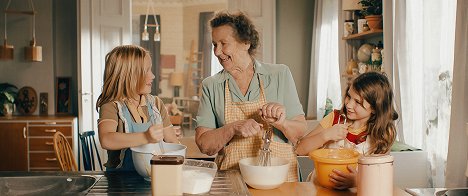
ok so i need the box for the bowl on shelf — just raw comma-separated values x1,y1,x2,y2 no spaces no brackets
239,157,290,190
309,148,360,189
131,142,187,181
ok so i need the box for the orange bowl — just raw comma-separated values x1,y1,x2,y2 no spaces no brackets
309,148,360,188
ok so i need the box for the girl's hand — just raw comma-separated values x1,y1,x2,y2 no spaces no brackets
259,102,286,125
323,123,349,141
145,124,164,143
233,119,263,138
330,165,357,190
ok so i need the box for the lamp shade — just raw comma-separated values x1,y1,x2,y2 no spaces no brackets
170,72,184,86
342,0,362,11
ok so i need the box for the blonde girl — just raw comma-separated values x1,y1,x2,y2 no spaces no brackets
96,45,178,171
295,72,398,189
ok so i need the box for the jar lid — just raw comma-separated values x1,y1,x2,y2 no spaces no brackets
358,154,393,164
150,155,184,165
345,19,354,22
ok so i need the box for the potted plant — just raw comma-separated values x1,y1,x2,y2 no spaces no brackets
0,83,18,117
359,0,383,30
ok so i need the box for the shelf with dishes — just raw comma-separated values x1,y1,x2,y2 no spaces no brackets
342,29,383,40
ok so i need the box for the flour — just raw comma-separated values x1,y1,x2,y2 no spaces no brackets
182,168,215,194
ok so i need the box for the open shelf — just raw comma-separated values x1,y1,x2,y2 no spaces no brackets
342,29,383,40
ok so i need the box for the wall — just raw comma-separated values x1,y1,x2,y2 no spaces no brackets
276,0,314,115
0,0,77,116
132,0,226,98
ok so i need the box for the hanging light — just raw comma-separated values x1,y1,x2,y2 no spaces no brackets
25,0,42,62
142,0,160,42
0,0,14,60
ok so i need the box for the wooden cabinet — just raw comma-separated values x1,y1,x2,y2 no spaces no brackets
0,122,28,171
0,116,77,171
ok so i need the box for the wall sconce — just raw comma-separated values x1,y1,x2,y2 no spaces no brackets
170,72,184,97
142,0,160,42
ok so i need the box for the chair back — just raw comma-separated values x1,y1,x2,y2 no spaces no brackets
79,130,103,171
53,131,78,171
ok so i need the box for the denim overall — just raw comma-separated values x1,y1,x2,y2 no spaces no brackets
106,95,162,171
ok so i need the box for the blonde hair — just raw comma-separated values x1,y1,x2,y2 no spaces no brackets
96,45,150,111
342,72,398,154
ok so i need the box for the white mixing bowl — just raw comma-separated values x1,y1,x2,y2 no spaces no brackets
131,142,187,181
239,157,290,190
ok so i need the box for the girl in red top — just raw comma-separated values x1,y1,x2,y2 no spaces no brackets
295,72,398,189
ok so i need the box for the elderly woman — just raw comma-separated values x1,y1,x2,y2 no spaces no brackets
195,11,306,181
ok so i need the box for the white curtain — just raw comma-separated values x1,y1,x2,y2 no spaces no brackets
393,0,457,187
307,0,341,119
445,0,468,188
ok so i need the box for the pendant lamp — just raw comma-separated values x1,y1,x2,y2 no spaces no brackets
141,0,160,42
25,0,42,62
0,0,14,60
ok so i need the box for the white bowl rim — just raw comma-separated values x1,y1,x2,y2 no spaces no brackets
130,143,187,154
239,157,290,168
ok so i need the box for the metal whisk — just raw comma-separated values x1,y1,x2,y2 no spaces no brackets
257,127,273,166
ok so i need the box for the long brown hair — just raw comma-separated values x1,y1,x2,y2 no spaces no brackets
96,45,150,111
342,72,398,154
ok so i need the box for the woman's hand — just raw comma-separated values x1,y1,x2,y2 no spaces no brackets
330,165,357,190
145,124,164,143
323,123,349,142
232,119,263,137
259,102,286,125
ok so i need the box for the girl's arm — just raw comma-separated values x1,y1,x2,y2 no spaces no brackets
295,124,328,155
98,120,163,150
295,123,349,155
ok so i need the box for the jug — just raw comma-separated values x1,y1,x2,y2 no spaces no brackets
357,154,393,196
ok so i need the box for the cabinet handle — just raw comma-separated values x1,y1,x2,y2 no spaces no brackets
46,158,57,161
45,142,54,145
45,122,57,125
23,127,26,139
44,129,57,133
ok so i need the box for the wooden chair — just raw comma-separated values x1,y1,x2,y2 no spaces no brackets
53,131,78,171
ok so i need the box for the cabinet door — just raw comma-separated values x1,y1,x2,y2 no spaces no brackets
0,123,28,171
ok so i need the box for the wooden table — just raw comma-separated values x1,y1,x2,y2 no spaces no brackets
248,182,411,196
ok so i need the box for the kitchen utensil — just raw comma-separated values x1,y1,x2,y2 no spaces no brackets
149,113,166,155
309,148,360,189
131,142,186,181
357,154,394,196
182,159,218,194
257,126,273,166
239,157,289,189
151,155,184,196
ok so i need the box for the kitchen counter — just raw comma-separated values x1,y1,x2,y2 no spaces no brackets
249,183,411,196
0,171,411,195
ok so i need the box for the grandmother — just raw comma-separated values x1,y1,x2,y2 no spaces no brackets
195,11,306,181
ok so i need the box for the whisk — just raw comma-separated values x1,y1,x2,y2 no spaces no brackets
257,126,273,166
150,113,166,154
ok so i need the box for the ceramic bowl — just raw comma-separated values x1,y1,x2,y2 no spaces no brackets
239,157,290,190
131,142,187,181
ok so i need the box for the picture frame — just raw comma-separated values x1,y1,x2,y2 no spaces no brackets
56,77,71,114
